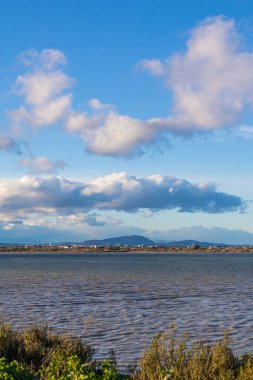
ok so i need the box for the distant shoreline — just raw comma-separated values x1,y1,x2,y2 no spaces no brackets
0,246,253,254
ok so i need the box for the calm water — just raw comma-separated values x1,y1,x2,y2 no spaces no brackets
0,252,253,365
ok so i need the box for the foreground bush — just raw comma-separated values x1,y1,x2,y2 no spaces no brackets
1,324,253,379
0,323,94,374
0,323,127,379
132,330,253,380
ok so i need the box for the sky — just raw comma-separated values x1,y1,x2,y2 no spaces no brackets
1,0,253,244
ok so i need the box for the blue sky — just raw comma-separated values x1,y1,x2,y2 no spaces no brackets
1,0,253,244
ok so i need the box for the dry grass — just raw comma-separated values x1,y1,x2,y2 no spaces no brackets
0,323,94,374
131,329,253,380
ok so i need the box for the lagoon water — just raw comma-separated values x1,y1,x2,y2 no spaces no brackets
0,252,253,365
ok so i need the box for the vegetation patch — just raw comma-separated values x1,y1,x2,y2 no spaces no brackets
1,324,253,379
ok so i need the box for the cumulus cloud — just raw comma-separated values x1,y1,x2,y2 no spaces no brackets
10,49,73,129
19,156,66,174
0,173,243,220
10,18,253,156
65,110,156,155
139,16,253,131
15,71,71,106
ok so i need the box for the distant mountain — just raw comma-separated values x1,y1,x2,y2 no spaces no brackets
159,239,228,247
62,236,230,247
0,236,236,247
80,235,156,247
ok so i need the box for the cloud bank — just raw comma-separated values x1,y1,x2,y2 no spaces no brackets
9,16,253,156
149,226,253,246
0,222,252,245
0,173,243,219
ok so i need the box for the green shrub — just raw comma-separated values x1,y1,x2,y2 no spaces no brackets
0,324,94,376
40,353,126,379
20,324,94,373
0,357,34,380
0,324,127,379
132,330,238,380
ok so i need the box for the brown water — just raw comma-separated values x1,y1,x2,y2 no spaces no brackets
0,252,253,366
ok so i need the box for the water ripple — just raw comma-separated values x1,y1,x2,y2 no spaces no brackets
0,252,253,365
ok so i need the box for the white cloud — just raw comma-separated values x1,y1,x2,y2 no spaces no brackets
15,71,72,106
10,49,73,129
67,16,253,155
140,16,253,131
19,156,66,174
65,110,156,155
29,95,71,126
10,17,253,156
